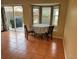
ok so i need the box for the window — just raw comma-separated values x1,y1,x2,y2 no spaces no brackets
32,5,60,31
33,7,40,24
42,7,51,25
52,6,59,31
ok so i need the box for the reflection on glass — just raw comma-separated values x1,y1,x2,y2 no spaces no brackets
42,7,51,25
33,7,39,24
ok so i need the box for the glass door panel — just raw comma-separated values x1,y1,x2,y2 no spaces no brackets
1,16,3,31
14,6,24,32
42,7,51,25
4,6,14,31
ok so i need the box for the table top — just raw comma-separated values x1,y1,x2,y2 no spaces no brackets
32,24,49,33
32,24,49,27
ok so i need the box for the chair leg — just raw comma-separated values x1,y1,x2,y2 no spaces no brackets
46,35,48,41
25,32,28,40
34,32,36,37
51,36,52,40
51,34,52,40
27,33,28,40
47,36,48,41
44,34,48,41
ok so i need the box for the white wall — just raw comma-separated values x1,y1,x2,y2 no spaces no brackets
64,0,77,58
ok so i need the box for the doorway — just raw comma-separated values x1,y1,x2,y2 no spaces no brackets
3,5,24,32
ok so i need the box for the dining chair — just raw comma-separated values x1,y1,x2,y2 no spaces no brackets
44,26,54,40
24,25,35,40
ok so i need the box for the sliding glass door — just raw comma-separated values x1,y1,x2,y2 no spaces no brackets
4,6,24,32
